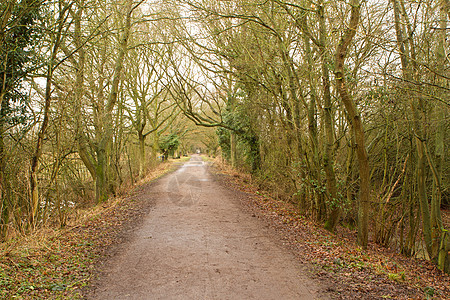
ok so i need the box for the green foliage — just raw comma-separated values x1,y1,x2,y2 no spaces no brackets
388,271,406,282
424,286,435,299
217,92,261,172
216,126,230,159
243,133,261,172
159,133,179,157
0,0,43,127
325,179,350,212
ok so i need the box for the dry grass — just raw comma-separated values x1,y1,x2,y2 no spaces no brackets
212,156,252,183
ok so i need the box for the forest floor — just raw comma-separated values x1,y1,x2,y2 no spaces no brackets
0,155,448,299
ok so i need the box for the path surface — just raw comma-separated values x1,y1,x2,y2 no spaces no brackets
89,155,321,299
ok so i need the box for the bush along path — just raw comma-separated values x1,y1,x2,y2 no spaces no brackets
213,161,450,299
0,162,174,299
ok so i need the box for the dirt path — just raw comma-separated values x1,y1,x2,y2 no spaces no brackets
88,155,322,299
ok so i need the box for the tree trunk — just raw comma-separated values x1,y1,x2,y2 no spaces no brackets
435,0,448,271
95,0,134,202
334,0,369,248
151,133,159,166
0,90,6,239
248,134,261,172
30,57,54,228
29,0,71,227
138,130,146,178
301,13,326,222
95,144,108,203
73,0,96,185
391,0,436,258
230,132,237,167
30,10,67,224
316,0,340,231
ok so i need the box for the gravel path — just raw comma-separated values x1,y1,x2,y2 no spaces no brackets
88,155,321,299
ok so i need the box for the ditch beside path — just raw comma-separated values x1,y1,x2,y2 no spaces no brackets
88,155,323,299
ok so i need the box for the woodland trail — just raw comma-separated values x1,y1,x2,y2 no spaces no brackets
88,155,321,299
